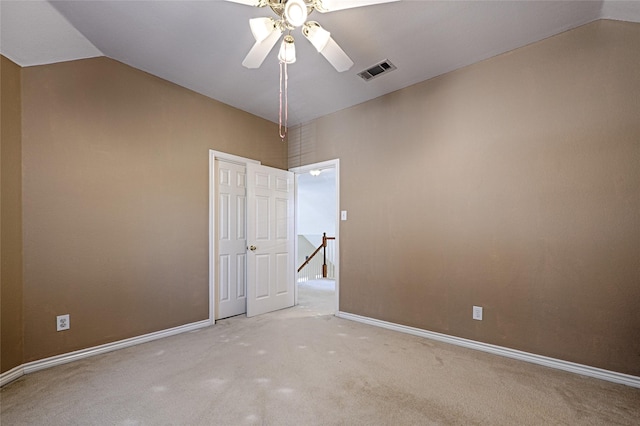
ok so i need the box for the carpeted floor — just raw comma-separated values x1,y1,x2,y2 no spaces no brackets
2,279,639,425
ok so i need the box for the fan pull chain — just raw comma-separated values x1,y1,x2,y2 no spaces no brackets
279,60,288,141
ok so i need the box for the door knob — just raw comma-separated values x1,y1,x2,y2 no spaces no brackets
249,245,257,251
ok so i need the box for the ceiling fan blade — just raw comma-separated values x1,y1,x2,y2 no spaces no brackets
242,28,283,69
315,0,400,13
320,36,354,72
224,0,263,6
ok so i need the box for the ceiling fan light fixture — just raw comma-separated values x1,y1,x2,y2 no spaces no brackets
278,35,296,64
249,17,276,42
284,0,308,27
303,21,330,52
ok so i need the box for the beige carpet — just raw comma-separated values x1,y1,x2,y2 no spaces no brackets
2,280,639,425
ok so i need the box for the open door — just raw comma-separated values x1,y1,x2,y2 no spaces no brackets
215,159,248,319
246,163,295,317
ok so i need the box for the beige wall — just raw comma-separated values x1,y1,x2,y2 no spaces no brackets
4,19,639,378
16,57,285,363
290,20,640,375
1,56,25,373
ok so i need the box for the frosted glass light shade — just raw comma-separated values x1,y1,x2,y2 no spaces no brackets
249,17,275,42
304,22,330,52
278,35,296,64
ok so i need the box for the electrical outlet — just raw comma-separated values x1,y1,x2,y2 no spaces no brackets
472,306,483,321
57,314,70,331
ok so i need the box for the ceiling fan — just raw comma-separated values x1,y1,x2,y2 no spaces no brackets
225,0,400,72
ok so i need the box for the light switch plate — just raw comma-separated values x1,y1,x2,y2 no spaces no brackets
472,306,483,321
341,210,347,221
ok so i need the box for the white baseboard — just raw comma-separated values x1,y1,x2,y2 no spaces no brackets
0,365,25,388
1,319,211,388
337,311,640,389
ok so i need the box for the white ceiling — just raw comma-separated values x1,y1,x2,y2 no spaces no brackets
2,1,639,126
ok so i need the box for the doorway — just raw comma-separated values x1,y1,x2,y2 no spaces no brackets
291,159,340,314
209,151,295,321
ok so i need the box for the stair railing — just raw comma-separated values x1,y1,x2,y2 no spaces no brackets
297,233,335,279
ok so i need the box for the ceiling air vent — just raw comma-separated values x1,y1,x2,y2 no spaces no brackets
357,60,396,81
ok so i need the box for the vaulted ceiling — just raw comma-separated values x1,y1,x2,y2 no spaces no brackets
2,1,639,126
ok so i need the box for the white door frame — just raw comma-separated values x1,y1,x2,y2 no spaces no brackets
209,150,260,323
290,159,340,314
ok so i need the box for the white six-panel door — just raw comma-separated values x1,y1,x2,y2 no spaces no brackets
216,160,248,319
246,163,295,317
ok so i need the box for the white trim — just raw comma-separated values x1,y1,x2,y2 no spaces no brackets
1,319,210,388
0,365,25,388
337,311,640,389
209,150,261,322
290,159,340,314
210,150,260,167
289,158,339,175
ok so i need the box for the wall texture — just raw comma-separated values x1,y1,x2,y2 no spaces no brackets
1,56,24,373
17,57,285,363
290,20,640,376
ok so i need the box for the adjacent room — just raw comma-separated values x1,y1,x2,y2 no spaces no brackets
2,1,639,424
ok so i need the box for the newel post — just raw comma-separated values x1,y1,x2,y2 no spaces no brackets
322,232,328,278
